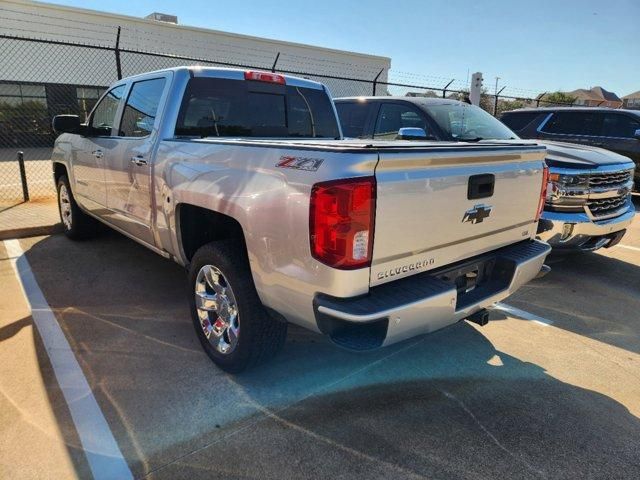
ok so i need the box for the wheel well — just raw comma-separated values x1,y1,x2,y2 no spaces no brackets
178,204,246,262
53,162,67,184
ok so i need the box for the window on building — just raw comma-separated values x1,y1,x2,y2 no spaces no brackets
77,87,106,122
0,83,46,106
0,83,49,147
119,78,166,137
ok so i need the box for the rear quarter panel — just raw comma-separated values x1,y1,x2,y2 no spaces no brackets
153,140,378,331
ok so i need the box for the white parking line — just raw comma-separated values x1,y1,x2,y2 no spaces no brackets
617,244,640,252
492,302,554,326
4,239,133,480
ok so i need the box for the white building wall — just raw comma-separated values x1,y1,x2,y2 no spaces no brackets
0,0,390,96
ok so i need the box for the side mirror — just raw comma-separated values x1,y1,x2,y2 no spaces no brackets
396,127,428,140
634,128,640,140
52,115,81,134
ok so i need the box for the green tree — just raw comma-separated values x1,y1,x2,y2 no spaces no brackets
540,91,577,106
496,99,527,115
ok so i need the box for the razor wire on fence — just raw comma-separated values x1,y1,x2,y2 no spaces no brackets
0,19,588,205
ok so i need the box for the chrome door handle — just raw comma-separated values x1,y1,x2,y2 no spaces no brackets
131,156,148,166
92,150,104,159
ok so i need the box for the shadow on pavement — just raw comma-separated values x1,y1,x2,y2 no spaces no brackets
20,231,640,479
502,246,640,355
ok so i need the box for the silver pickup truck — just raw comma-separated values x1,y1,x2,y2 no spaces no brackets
51,67,550,372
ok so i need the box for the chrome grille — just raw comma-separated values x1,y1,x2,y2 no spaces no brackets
587,196,629,218
589,170,632,189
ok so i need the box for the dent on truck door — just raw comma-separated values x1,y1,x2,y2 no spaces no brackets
73,85,125,212
104,77,168,246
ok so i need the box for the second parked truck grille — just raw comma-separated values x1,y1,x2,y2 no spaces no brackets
589,170,632,189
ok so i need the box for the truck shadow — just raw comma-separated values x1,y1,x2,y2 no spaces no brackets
18,231,640,479
497,245,640,355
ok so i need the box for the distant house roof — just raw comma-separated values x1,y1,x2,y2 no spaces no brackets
622,90,640,100
569,86,621,102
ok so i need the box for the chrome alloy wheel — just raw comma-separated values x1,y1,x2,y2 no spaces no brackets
59,184,73,230
195,265,240,355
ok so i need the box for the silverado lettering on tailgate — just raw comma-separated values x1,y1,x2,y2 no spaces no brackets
377,258,435,281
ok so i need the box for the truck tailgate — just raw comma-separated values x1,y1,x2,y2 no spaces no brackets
371,145,546,287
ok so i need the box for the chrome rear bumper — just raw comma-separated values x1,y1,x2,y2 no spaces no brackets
313,240,551,350
537,206,635,250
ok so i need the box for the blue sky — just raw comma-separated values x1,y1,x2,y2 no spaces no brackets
48,0,640,97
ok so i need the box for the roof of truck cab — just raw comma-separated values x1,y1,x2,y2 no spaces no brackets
111,66,324,90
503,107,640,116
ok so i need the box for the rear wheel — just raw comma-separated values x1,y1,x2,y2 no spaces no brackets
188,240,287,373
56,175,98,239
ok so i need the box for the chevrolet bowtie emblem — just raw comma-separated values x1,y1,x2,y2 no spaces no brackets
463,204,492,224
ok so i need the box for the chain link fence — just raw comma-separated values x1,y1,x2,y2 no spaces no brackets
0,25,584,207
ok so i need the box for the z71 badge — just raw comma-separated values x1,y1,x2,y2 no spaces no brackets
276,156,324,171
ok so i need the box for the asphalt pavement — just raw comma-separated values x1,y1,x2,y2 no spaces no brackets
1,197,639,479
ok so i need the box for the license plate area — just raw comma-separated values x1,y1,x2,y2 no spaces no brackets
431,253,515,311
435,259,496,295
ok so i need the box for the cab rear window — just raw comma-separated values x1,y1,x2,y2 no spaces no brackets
175,77,339,138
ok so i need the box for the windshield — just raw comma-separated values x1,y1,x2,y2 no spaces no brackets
175,77,340,139
425,103,518,141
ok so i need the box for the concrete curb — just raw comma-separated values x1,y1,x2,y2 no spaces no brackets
0,223,63,241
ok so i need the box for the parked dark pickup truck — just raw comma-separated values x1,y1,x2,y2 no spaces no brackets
500,107,640,185
335,97,635,251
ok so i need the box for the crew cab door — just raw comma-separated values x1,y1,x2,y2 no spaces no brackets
103,74,170,246
73,84,126,212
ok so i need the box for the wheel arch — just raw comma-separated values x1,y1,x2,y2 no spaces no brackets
52,161,68,185
176,203,248,264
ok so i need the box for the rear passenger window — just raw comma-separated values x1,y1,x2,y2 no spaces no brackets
602,114,640,138
500,112,540,131
119,78,166,137
541,112,603,136
335,102,371,138
374,104,428,139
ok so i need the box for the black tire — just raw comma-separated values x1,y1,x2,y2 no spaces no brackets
188,240,287,373
56,175,98,240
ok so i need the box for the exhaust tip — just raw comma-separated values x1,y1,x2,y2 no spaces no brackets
536,264,551,279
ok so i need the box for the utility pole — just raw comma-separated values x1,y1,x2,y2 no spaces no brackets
469,72,483,106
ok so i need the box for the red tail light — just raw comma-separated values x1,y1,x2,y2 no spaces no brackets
310,177,376,269
536,165,549,222
244,70,286,84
